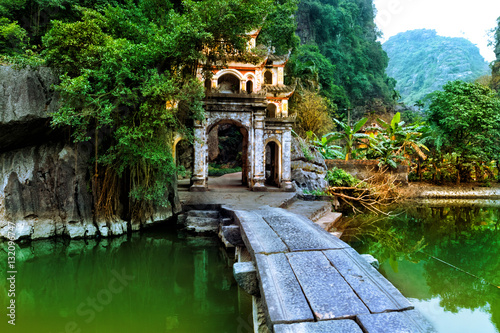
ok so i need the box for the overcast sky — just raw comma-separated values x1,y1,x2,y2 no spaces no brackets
373,0,500,62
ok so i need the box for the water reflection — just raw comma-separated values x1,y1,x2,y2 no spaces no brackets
0,225,252,333
341,204,500,333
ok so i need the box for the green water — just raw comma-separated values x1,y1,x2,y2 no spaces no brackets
343,203,500,333
0,225,253,333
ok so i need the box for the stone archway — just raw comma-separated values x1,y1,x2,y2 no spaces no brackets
206,119,250,186
190,93,268,192
265,141,280,186
217,74,240,93
264,70,273,85
246,80,253,93
266,103,277,118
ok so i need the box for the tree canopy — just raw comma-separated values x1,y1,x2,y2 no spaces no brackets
0,0,298,219
427,80,500,182
492,16,500,93
294,0,396,112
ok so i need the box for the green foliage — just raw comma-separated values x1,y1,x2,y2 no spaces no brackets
364,112,428,169
427,81,500,183
327,117,369,161
287,44,345,109
326,167,360,187
257,0,299,55
208,164,242,177
33,0,272,216
296,0,396,110
308,131,343,160
383,29,490,105
0,17,28,54
492,17,500,93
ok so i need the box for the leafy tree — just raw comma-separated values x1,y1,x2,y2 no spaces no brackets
0,17,28,54
41,0,271,220
287,44,347,109
257,0,299,55
492,16,500,93
427,80,500,183
295,0,396,111
291,90,334,137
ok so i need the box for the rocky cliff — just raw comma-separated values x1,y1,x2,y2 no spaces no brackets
290,137,327,192
0,65,180,240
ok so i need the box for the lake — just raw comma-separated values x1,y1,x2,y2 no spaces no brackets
341,202,500,333
0,224,252,333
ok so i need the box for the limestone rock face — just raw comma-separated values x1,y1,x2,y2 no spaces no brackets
0,65,180,240
0,142,94,240
290,137,326,169
0,66,60,152
290,137,327,192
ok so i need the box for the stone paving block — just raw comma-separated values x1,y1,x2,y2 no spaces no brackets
234,210,289,256
256,207,348,251
220,225,244,246
315,212,343,230
323,248,413,313
233,262,259,296
286,251,370,320
357,310,437,333
274,319,363,333
255,253,314,325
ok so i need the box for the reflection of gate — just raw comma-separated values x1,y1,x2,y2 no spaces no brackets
265,141,280,186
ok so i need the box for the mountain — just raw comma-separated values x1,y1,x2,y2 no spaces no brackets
383,29,490,105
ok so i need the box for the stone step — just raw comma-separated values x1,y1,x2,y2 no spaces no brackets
323,248,413,313
184,216,219,233
314,211,342,231
233,210,288,256
284,200,332,222
187,210,220,218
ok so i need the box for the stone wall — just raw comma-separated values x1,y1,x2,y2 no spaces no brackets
325,159,409,185
0,65,180,240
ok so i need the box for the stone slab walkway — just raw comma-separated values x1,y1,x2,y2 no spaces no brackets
230,206,436,333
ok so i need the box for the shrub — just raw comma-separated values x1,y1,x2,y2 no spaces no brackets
326,167,360,187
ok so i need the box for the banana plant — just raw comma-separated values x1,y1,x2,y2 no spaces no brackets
376,112,429,163
307,131,344,160
327,117,370,161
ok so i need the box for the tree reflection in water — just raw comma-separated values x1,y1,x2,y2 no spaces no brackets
340,205,500,332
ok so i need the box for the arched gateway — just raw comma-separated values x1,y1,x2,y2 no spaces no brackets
182,29,296,192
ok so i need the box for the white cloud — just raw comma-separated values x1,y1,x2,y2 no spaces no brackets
373,0,500,62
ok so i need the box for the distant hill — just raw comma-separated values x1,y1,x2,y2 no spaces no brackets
383,29,490,105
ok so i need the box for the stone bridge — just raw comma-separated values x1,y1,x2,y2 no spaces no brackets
180,188,436,333
228,206,435,333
